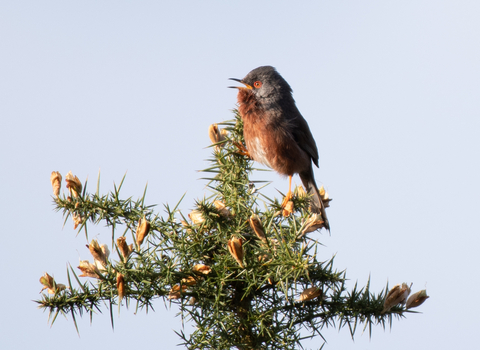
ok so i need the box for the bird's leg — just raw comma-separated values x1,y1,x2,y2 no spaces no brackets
232,141,251,158
281,175,293,208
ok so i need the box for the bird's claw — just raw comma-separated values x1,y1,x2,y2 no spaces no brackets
233,141,251,158
281,191,293,208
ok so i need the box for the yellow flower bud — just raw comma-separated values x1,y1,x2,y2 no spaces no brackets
50,171,62,198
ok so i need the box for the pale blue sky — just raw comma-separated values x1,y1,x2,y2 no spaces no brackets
1,1,479,349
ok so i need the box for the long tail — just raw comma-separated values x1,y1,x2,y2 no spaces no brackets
299,166,330,231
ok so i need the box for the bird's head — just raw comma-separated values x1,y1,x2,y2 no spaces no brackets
229,66,292,101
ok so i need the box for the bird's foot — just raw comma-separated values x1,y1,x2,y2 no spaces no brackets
281,191,294,217
281,190,293,208
232,141,251,158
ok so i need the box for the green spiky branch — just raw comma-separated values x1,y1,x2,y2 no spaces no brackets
37,111,425,350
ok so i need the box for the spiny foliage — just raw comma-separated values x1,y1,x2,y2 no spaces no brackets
37,111,413,350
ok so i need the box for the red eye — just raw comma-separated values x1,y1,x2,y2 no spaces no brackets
253,81,262,88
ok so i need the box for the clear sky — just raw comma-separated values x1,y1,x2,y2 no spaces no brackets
1,1,479,349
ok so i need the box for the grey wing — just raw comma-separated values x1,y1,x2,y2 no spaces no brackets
291,111,319,167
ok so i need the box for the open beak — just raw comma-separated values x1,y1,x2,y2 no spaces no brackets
228,78,252,90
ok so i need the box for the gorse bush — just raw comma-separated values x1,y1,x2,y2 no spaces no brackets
38,111,428,350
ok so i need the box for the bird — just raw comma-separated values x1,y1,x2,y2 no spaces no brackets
229,66,329,230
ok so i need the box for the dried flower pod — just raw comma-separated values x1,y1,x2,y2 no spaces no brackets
169,284,184,293
39,272,54,290
135,216,151,248
180,220,194,236
282,200,294,217
270,238,280,247
214,200,231,217
257,254,270,263
319,186,331,208
87,239,108,267
208,123,228,149
295,185,306,198
92,244,109,271
249,214,266,243
77,260,101,278
50,171,62,198
302,214,325,235
39,273,66,294
406,289,429,309
65,171,82,198
168,292,181,300
192,264,212,275
188,297,197,305
72,212,84,229
382,283,411,313
116,236,133,259
188,210,205,225
208,123,221,143
168,284,188,300
181,276,198,286
116,272,125,301
296,287,322,302
227,236,244,268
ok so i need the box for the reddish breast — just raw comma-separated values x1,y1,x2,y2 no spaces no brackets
237,89,310,176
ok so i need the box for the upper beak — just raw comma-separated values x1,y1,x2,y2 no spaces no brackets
228,78,252,89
